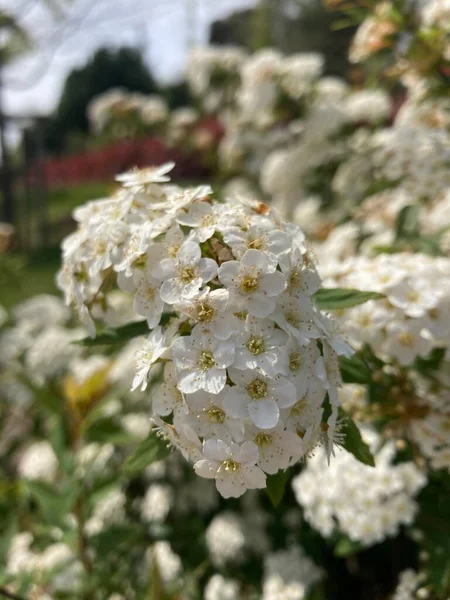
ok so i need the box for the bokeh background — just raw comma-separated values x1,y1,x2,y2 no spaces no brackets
1,1,450,599
0,0,358,307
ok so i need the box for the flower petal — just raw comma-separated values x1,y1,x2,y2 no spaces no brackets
248,399,280,429
194,459,218,479
224,388,249,418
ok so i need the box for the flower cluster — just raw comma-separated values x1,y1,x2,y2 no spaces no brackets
187,46,247,113
208,46,392,223
262,545,323,600
345,0,450,80
87,88,169,137
57,162,352,497
323,253,450,366
292,428,426,546
392,570,427,600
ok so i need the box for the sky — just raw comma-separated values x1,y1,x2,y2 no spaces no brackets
0,0,259,118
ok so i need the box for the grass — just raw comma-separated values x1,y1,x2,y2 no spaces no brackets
47,181,113,223
0,247,61,309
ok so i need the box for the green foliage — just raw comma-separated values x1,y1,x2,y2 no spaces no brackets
77,313,177,347
26,480,79,526
84,417,136,446
313,288,385,310
338,408,375,467
373,204,448,256
0,247,60,309
339,354,373,384
334,536,363,557
123,433,172,475
417,473,450,596
265,469,292,507
77,320,150,347
395,204,421,242
42,47,157,153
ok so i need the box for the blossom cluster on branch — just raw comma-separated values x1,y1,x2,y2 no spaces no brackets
56,162,353,498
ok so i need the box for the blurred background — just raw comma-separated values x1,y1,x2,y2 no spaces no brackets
1,2,450,599
0,0,359,308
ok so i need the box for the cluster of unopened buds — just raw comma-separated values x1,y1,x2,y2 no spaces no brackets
58,162,352,497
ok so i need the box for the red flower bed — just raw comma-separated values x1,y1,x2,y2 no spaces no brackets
38,117,225,188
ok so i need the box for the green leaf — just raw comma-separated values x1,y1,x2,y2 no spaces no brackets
123,433,171,475
417,472,450,596
74,314,177,347
26,480,78,525
146,547,170,600
84,417,136,446
0,519,18,567
313,288,384,310
339,355,373,384
395,204,420,242
306,583,327,600
339,409,375,467
18,375,63,415
75,320,149,347
90,525,144,556
265,469,291,507
415,348,446,374
334,536,363,557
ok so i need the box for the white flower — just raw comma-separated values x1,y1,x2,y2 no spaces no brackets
85,489,126,536
388,280,439,318
263,545,322,600
175,287,239,340
383,320,433,366
204,574,240,600
224,368,297,429
274,293,320,345
279,247,321,298
205,511,247,566
279,338,320,396
58,161,347,495
153,240,218,304
13,295,70,332
246,423,301,474
218,249,286,318
115,162,175,191
185,387,245,443
151,362,188,420
151,541,182,584
155,419,202,462
18,441,58,483
194,439,266,498
121,413,151,440
392,570,426,600
337,301,389,350
171,328,235,395
176,201,219,242
141,484,173,523
233,315,288,377
223,219,291,260
133,275,165,327
292,429,427,546
132,327,168,391
167,185,213,212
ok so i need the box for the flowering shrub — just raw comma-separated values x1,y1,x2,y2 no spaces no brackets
87,89,169,139
2,3,450,599
56,161,360,498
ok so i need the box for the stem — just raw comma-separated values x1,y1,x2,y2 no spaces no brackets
69,420,96,600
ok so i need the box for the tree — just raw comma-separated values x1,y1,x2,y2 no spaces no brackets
45,47,158,153
210,0,356,78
